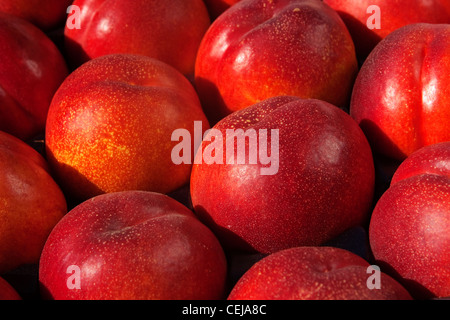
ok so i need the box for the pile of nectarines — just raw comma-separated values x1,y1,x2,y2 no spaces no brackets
0,0,448,302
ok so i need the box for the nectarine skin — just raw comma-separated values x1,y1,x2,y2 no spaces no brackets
45,54,209,203
0,277,21,300
323,0,450,61
391,141,450,185
0,12,68,141
191,96,375,254
369,171,450,299
0,0,73,31
39,191,228,300
350,23,450,161
228,247,412,300
195,0,358,124
64,0,211,76
0,131,67,274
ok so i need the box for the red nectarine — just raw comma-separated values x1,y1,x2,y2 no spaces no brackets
39,191,228,300
45,54,209,203
190,96,375,254
195,0,358,124
0,0,73,31
350,23,450,161
64,0,211,76
391,141,450,185
369,142,450,299
0,12,68,141
323,0,450,61
0,131,67,274
0,276,21,300
228,246,412,300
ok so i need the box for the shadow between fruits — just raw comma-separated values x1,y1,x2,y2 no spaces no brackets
193,76,232,127
358,119,404,209
63,36,91,72
192,204,260,256
373,260,435,300
335,11,383,67
324,226,372,262
359,119,406,163
44,147,104,210
167,183,193,211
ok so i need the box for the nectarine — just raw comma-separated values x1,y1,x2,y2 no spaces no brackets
45,54,209,203
0,0,73,31
369,142,450,299
195,0,358,124
323,0,450,61
228,246,412,300
0,12,68,141
190,96,375,254
64,0,210,76
0,131,66,274
350,23,450,161
39,191,228,300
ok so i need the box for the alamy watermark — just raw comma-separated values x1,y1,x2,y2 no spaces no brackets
66,265,81,290
66,5,81,30
171,121,280,176
366,5,381,30
367,265,381,290
66,4,382,31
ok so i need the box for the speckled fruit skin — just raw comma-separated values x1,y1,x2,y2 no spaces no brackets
227,247,412,300
203,0,241,20
369,142,450,299
0,277,21,300
0,13,68,141
45,54,209,203
64,0,210,76
323,0,450,61
0,131,67,274
350,23,450,161
38,191,228,300
0,0,73,31
391,141,450,184
195,0,358,125
190,96,375,254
